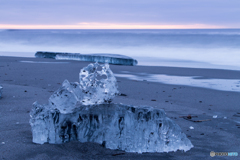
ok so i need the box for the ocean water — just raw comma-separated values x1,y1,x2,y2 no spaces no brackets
0,29,240,70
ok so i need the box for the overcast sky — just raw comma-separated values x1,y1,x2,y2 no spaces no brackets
0,0,240,29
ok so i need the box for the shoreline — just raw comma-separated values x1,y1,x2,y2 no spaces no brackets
0,56,240,159
1,54,240,71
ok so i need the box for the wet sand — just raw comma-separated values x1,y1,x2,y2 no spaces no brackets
0,56,240,160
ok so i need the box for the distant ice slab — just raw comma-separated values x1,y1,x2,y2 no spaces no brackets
30,102,193,153
0,85,2,98
35,51,138,66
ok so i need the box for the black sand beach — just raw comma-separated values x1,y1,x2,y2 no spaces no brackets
0,56,240,160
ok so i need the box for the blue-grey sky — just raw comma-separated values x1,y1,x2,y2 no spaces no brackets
0,0,240,29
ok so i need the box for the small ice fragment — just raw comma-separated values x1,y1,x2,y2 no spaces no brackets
1,142,5,144
189,126,194,129
213,115,218,118
16,122,19,124
79,62,119,105
13,96,15,98
0,85,3,98
224,117,227,119
48,84,51,87
48,80,81,113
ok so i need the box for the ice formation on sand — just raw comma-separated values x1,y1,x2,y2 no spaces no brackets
30,103,193,153
0,85,2,98
30,62,193,153
35,51,138,66
48,63,118,114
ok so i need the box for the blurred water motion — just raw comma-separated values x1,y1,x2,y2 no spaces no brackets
115,72,240,92
0,29,240,70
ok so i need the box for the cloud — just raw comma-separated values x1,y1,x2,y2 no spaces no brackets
0,0,239,28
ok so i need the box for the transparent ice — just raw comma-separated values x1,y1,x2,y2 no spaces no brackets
48,80,83,114
0,85,2,98
35,52,138,66
79,62,119,105
30,103,193,153
48,62,119,114
30,62,193,153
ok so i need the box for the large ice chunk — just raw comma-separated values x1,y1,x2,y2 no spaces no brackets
0,85,2,98
30,102,193,153
30,62,193,153
35,52,138,66
48,63,118,113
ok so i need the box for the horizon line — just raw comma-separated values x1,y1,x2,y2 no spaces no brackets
0,23,236,29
